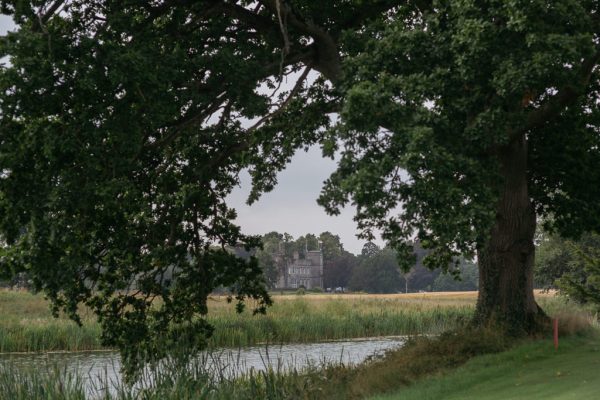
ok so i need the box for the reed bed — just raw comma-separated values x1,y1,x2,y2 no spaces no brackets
0,290,476,353
0,350,349,400
207,296,473,347
0,290,101,353
0,289,572,353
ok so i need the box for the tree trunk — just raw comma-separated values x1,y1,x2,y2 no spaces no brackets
475,136,548,334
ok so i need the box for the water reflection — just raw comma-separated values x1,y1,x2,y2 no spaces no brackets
0,336,406,397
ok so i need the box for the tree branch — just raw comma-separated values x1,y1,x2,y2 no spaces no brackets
260,0,342,82
514,48,600,141
147,91,228,149
247,64,311,132
40,0,66,24
203,65,343,173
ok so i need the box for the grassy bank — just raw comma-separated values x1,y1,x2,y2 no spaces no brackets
374,330,600,400
0,289,580,352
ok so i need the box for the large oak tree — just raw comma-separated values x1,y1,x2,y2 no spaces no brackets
0,0,599,370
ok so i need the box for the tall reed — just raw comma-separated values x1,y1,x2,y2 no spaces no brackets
0,290,572,353
0,290,476,353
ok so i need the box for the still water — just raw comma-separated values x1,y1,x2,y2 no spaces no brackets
0,336,406,396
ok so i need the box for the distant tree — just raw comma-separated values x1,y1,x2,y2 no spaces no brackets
256,251,278,289
532,227,600,292
294,233,320,257
402,265,441,293
317,231,352,289
361,242,380,258
398,240,438,292
254,231,300,288
402,268,416,294
534,233,574,290
432,261,479,292
323,250,357,290
319,231,343,261
349,248,403,293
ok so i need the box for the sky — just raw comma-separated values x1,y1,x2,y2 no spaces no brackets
227,147,381,255
0,15,383,255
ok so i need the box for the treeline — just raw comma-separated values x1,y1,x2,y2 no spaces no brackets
256,232,478,293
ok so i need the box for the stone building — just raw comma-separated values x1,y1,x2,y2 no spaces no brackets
275,249,323,290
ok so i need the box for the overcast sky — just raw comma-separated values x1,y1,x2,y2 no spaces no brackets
227,147,380,255
0,15,382,255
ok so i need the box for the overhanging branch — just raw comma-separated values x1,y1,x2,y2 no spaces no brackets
512,48,600,142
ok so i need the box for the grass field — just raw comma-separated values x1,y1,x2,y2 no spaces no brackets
372,330,600,400
0,289,583,353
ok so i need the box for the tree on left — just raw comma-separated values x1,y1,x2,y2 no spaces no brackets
0,0,358,374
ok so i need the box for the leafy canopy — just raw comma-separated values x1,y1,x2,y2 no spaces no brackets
0,0,376,373
319,0,600,267
0,0,599,372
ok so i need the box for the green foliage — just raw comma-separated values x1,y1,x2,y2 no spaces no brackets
323,250,358,290
556,234,600,312
432,261,479,292
319,231,344,261
255,231,286,288
0,364,86,400
534,233,575,289
350,247,404,293
318,0,600,269
361,242,381,258
535,233,600,306
0,0,286,373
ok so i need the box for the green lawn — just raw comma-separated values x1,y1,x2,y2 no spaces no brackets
373,331,600,400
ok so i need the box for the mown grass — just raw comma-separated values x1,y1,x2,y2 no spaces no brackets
372,329,600,400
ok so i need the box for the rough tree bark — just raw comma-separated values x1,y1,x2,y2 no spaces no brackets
475,136,548,334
